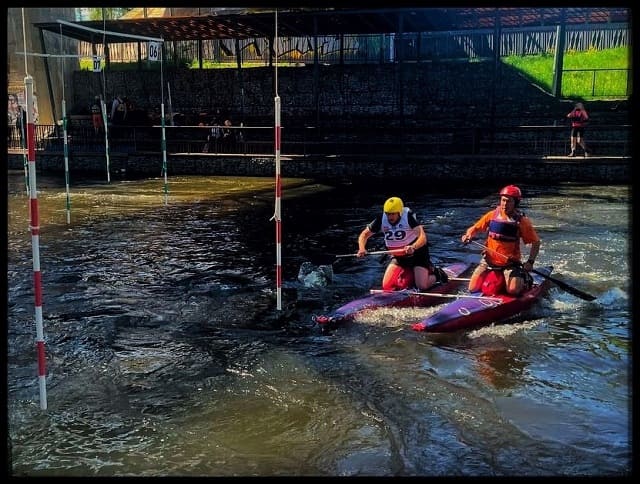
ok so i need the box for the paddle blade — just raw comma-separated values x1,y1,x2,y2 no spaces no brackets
532,269,596,301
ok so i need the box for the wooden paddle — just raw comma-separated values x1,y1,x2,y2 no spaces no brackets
466,240,597,301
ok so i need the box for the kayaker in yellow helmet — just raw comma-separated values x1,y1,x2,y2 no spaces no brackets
461,185,541,296
357,196,447,291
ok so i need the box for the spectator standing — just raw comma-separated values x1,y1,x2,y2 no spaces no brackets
15,104,27,146
8,93,20,125
220,118,236,151
566,102,590,157
13,95,37,147
7,111,12,144
110,95,127,124
205,119,222,153
91,96,103,135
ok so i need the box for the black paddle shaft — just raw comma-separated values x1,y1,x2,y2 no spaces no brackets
467,239,597,302
531,268,597,301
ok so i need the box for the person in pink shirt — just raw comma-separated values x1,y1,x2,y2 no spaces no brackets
566,102,590,157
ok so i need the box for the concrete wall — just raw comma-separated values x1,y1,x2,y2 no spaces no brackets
70,62,629,129
7,152,630,185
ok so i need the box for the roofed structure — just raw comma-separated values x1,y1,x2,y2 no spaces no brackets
35,7,630,44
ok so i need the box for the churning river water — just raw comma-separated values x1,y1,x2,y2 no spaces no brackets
6,170,630,476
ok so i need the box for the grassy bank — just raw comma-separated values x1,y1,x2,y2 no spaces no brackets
503,46,630,100
81,46,631,100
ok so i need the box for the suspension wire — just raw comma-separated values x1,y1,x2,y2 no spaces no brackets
19,10,29,196
59,22,71,223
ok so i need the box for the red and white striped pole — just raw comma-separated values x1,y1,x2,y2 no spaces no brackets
272,10,283,311
274,95,282,311
25,75,47,410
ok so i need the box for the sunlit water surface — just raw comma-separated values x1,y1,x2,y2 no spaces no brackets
7,172,630,476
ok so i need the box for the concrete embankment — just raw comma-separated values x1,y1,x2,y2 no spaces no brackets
7,151,630,184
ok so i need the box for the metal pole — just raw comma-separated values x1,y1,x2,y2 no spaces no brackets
162,49,169,204
25,75,48,410
271,10,283,311
62,99,71,223
161,103,168,205
552,9,567,98
274,96,282,310
101,99,111,183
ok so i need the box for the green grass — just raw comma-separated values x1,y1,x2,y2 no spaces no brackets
502,46,631,100
80,46,631,100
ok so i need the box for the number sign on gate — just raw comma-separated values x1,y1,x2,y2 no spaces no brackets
148,42,161,62
92,56,102,73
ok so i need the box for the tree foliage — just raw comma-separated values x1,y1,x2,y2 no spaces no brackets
86,8,132,21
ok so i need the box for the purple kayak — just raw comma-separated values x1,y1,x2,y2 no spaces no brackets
411,265,553,333
314,262,471,332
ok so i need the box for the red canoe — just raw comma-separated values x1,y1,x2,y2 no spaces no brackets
411,265,553,333
314,262,471,332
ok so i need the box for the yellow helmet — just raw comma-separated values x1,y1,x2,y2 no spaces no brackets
383,197,404,214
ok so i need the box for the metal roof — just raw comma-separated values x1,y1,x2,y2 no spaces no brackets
35,7,630,44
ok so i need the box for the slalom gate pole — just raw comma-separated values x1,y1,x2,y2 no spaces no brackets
100,15,110,183
161,102,168,205
274,95,282,311
25,75,47,410
161,49,168,204
62,99,71,223
273,10,283,311
58,23,71,223
101,100,111,183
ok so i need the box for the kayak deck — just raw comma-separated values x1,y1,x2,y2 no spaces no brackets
313,262,471,332
411,265,553,333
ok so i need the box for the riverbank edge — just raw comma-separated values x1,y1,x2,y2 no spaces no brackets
7,151,631,184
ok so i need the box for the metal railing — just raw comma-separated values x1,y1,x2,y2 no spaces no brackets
7,123,631,158
562,68,632,98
